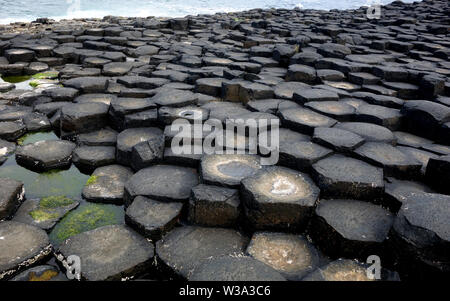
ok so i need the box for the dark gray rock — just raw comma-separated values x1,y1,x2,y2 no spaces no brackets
56,225,154,281
188,184,240,227
116,127,163,166
124,164,199,205
241,166,319,231
293,88,339,104
200,154,262,188
63,77,109,93
125,196,182,241
279,107,337,135
72,146,116,173
61,102,109,137
16,140,76,172
190,255,286,281
313,127,365,152
12,197,79,231
155,226,248,279
151,89,197,107
130,134,165,171
82,164,133,204
425,155,450,194
0,221,52,280
0,178,24,220
311,154,384,200
76,128,117,146
354,142,422,178
0,121,26,141
335,122,396,145
310,199,394,259
390,192,450,278
247,232,322,281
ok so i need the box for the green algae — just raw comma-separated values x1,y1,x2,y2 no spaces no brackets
31,71,59,80
49,202,124,245
29,210,60,222
86,175,98,185
29,196,77,222
1,75,32,83
40,195,75,209
2,132,89,199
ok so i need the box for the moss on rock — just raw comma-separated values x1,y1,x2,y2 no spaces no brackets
40,195,75,209
49,203,124,245
31,71,59,80
86,175,98,185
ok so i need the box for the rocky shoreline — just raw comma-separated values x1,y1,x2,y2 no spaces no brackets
1,0,450,281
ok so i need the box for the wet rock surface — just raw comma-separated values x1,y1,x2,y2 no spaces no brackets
0,0,449,281
190,255,286,281
0,221,52,280
15,140,76,172
56,225,154,281
156,226,248,279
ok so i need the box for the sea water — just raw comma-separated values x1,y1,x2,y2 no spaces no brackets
0,0,418,25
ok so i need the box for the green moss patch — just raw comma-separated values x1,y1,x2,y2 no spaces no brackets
86,175,98,185
49,203,124,245
29,210,59,222
28,195,76,222
1,75,32,83
40,196,75,209
32,71,59,80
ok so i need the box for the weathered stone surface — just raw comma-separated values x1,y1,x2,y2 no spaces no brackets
354,142,422,178
13,196,79,231
151,89,197,107
190,255,286,281
0,221,52,280
425,155,450,194
313,127,365,152
0,121,26,141
241,166,319,231
384,177,435,212
279,107,337,135
335,122,396,145
0,138,16,164
188,184,240,227
305,101,355,121
82,164,133,204
310,199,394,259
303,259,399,281
124,164,199,205
116,127,163,166
56,225,154,281
390,192,450,277
76,128,117,146
401,100,450,143
311,154,384,200
63,77,109,93
247,232,322,280
61,102,109,137
130,134,165,171
72,146,116,173
156,226,248,279
16,140,76,172
125,196,182,240
279,140,333,172
0,178,24,220
200,154,262,188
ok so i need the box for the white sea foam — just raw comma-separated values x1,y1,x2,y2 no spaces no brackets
0,0,419,25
